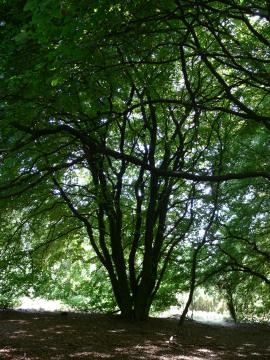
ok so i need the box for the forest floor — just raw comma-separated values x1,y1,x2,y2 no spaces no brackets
0,310,270,359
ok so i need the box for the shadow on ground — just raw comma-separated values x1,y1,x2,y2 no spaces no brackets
0,310,269,359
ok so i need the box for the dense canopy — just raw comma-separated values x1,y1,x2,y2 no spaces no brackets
0,0,269,321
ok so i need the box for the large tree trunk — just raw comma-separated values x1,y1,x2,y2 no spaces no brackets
110,280,153,321
133,271,155,320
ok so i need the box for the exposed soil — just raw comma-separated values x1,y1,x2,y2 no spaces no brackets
0,310,269,359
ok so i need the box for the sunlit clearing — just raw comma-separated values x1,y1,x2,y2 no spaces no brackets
16,296,68,312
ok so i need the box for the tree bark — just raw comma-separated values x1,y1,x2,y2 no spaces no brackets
178,246,199,326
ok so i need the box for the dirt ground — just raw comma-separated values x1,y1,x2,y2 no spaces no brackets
0,310,269,359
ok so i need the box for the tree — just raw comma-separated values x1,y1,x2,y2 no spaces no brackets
1,0,270,320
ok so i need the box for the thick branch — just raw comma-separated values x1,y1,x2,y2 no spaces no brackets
12,124,270,183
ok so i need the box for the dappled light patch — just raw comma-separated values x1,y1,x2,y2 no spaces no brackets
107,328,126,334
196,348,215,354
174,357,208,360
6,319,30,324
69,351,112,358
0,347,16,355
